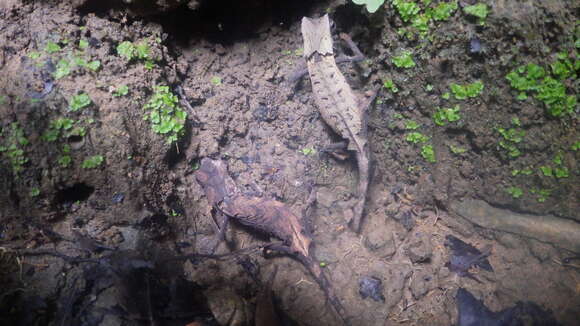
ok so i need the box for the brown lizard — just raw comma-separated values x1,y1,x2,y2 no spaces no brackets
195,158,350,325
299,14,374,233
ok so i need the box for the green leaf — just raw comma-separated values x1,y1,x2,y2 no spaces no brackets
351,0,385,13
117,41,135,60
69,93,92,111
506,186,523,199
404,120,420,130
54,59,71,79
392,50,416,68
539,166,553,177
432,1,458,21
86,60,101,71
58,155,72,167
405,132,429,144
81,155,104,169
113,85,129,97
78,39,89,50
45,41,61,54
421,144,436,162
463,3,488,22
392,0,420,22
211,76,222,86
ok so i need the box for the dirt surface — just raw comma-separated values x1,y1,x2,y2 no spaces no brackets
1,0,579,325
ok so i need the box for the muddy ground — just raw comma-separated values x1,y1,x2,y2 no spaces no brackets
0,0,579,325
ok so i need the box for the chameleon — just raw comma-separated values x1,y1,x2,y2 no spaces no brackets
195,158,350,325
299,14,374,233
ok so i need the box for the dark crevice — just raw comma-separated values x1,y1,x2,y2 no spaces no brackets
53,183,95,208
143,0,319,45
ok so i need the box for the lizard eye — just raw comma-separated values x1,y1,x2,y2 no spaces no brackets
329,19,336,31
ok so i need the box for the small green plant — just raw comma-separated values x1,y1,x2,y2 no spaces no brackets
511,168,532,176
69,93,92,111
210,76,222,86
392,0,420,22
404,120,420,130
431,1,458,21
0,123,29,173
27,51,42,60
392,50,416,68
506,186,523,199
30,187,40,197
82,155,104,168
352,0,385,13
86,60,101,71
117,40,154,67
54,59,72,79
117,41,136,60
143,85,187,144
58,155,72,167
383,79,399,93
506,62,576,117
450,81,484,100
425,84,433,92
299,147,316,155
406,132,429,144
441,92,450,100
531,188,551,203
433,105,461,126
113,85,129,97
421,144,436,162
78,39,89,50
463,3,488,25
497,126,525,158
45,41,61,54
449,144,467,154
511,117,521,127
571,141,580,151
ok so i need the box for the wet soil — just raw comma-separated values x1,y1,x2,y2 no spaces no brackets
0,0,579,325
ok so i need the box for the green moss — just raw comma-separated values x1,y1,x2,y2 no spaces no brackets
383,79,399,93
0,123,29,174
392,50,416,68
81,155,104,169
431,1,457,21
143,85,187,144
69,93,92,112
463,3,488,25
506,186,523,199
113,85,129,97
44,41,61,54
392,0,420,22
210,76,222,86
405,132,429,143
506,61,577,118
421,144,436,162
404,120,420,130
433,105,461,126
450,81,484,100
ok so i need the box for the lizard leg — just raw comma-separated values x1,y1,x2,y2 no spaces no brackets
210,211,230,254
335,33,365,64
320,141,349,160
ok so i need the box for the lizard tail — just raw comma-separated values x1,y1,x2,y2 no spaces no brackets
350,149,370,233
296,254,351,326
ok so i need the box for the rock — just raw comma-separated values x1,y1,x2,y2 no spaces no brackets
410,268,437,299
405,233,433,263
359,276,385,302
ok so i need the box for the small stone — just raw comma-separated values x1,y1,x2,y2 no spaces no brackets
359,276,385,302
405,233,433,263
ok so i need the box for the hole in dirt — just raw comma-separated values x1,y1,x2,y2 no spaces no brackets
53,183,95,207
149,0,319,44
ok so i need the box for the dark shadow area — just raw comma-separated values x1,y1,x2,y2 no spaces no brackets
147,0,320,45
53,183,95,208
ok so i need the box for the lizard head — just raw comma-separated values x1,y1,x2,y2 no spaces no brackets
301,14,333,58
